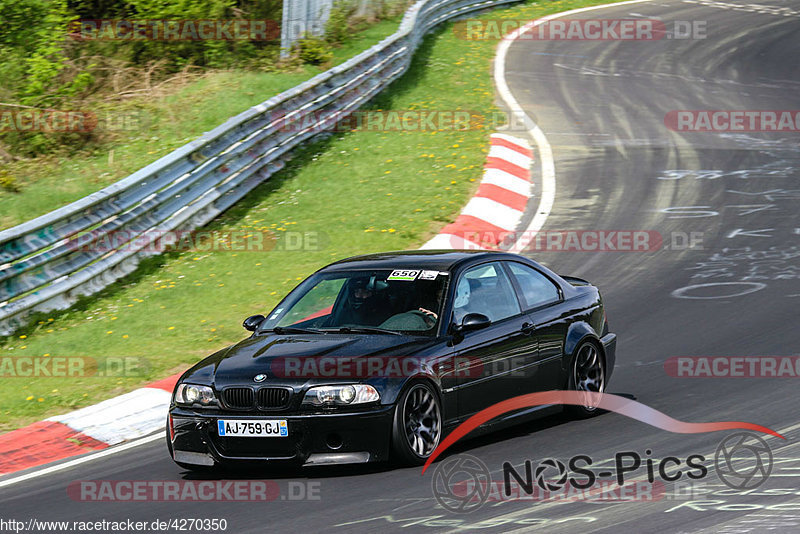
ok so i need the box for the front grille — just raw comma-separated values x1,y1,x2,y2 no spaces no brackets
222,388,254,409
257,387,291,409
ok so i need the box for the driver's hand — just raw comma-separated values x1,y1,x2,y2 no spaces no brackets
418,307,438,320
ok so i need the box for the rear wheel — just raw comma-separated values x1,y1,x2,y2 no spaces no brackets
391,382,443,466
566,340,606,418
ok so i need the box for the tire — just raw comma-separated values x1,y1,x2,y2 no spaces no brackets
566,339,606,419
391,382,443,466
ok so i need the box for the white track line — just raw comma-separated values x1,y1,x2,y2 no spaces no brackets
0,432,163,489
497,0,655,253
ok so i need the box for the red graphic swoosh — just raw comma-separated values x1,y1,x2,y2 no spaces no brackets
421,390,783,474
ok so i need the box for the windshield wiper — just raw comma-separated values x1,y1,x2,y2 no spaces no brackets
267,326,327,335
328,326,405,336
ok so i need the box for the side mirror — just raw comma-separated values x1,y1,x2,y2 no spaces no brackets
243,314,265,332
456,313,491,332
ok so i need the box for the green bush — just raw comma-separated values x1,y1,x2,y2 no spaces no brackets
2,0,283,108
0,0,283,158
0,170,20,193
325,0,355,45
295,35,333,65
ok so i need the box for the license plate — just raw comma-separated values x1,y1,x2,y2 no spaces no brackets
217,419,288,437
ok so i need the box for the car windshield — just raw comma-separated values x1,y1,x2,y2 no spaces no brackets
260,269,449,335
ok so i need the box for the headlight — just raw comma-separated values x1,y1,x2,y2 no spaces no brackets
175,383,217,407
302,384,380,406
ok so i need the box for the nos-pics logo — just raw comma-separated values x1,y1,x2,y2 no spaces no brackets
431,431,773,513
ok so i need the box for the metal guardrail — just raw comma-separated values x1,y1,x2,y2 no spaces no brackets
0,0,519,335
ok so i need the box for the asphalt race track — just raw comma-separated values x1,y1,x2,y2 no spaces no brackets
2,1,800,532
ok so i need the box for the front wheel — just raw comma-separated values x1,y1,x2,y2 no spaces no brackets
566,340,606,418
391,382,443,466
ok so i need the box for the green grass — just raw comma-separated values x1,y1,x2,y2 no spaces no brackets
0,16,404,231
0,0,625,431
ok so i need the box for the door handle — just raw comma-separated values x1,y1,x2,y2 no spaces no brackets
521,322,536,335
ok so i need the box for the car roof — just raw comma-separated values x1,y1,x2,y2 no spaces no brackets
319,250,527,273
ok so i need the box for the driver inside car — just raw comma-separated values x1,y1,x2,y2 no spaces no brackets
378,283,445,331
338,276,391,326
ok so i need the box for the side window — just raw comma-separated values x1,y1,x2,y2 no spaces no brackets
453,263,521,324
507,263,561,310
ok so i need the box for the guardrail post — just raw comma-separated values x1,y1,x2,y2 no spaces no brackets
281,0,334,57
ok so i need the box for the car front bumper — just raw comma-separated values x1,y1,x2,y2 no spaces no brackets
168,404,394,467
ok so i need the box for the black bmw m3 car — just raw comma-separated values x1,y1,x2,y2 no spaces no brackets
167,250,616,470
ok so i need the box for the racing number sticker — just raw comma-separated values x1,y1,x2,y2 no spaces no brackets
388,269,420,281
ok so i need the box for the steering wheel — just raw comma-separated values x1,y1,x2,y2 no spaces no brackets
410,309,437,327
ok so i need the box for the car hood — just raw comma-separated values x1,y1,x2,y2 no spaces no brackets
183,332,441,388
